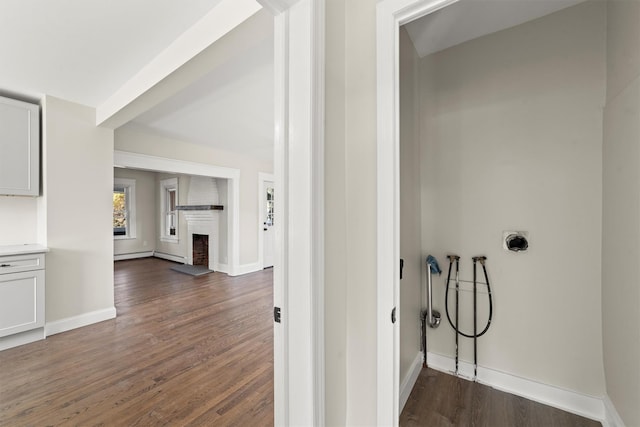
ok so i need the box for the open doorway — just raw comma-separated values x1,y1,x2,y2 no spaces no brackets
110,2,327,424
259,173,275,269
109,7,277,424
382,0,608,424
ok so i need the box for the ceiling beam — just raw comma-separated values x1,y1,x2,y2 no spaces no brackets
257,0,301,15
96,0,262,128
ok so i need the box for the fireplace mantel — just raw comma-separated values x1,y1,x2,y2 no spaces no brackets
176,205,223,211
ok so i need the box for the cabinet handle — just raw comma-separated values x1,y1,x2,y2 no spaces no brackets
0,264,11,267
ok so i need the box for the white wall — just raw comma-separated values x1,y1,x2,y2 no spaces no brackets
41,95,115,322
154,172,188,261
217,178,229,266
113,168,157,256
324,0,348,423
114,126,272,267
399,27,423,385
0,197,38,245
602,0,640,424
344,0,378,423
419,1,606,397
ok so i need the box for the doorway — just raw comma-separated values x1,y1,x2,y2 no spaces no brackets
260,175,275,269
110,1,326,424
381,0,609,424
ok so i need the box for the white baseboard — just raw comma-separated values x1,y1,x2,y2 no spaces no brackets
400,352,423,412
0,328,45,351
427,352,605,423
603,395,626,427
214,262,229,274
45,307,117,337
153,252,187,264
114,251,154,261
230,262,262,276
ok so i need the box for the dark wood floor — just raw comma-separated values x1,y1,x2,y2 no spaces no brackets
0,258,603,426
401,368,602,427
0,258,274,426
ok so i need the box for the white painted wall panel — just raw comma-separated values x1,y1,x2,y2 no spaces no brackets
419,1,606,397
602,0,640,423
41,96,115,323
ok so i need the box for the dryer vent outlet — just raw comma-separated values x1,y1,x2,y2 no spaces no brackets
503,231,529,252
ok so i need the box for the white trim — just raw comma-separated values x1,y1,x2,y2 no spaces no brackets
426,352,605,423
214,262,229,274
159,237,179,243
376,2,401,423
153,251,187,264
603,395,626,427
257,0,301,14
258,172,275,270
376,0,460,424
114,150,240,178
114,251,154,261
266,0,325,424
310,0,326,424
114,150,240,278
0,328,45,351
400,352,423,412
45,307,117,337
96,0,262,128
271,9,290,426
230,262,262,276
282,1,325,425
159,177,179,242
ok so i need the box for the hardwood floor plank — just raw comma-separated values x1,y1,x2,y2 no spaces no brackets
401,368,602,427
0,258,274,426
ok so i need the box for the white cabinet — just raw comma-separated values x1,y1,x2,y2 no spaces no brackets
0,246,47,351
0,96,40,196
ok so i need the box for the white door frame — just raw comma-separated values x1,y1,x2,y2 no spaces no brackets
260,0,325,425
112,150,241,275
258,172,275,269
376,0,459,424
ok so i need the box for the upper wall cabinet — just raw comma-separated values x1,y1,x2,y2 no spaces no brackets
0,96,40,196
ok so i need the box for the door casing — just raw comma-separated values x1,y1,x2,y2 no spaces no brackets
376,0,460,424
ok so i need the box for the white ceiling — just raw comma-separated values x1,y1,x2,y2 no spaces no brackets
0,0,274,160
0,0,225,106
0,0,591,162
404,0,588,58
125,11,274,161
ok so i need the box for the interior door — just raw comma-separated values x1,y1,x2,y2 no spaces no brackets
263,181,275,268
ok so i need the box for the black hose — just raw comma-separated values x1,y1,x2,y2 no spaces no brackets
444,257,493,339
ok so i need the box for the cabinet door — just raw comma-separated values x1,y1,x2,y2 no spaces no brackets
0,96,39,196
0,270,45,337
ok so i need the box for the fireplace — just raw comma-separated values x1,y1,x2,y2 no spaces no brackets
180,176,221,271
192,234,209,266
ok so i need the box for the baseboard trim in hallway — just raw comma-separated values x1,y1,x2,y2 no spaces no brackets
603,395,626,427
400,352,423,412
420,352,606,424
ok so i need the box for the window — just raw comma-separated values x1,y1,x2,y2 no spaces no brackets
160,178,178,242
113,178,136,239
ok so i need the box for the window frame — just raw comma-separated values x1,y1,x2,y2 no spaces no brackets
113,178,137,240
160,177,179,243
